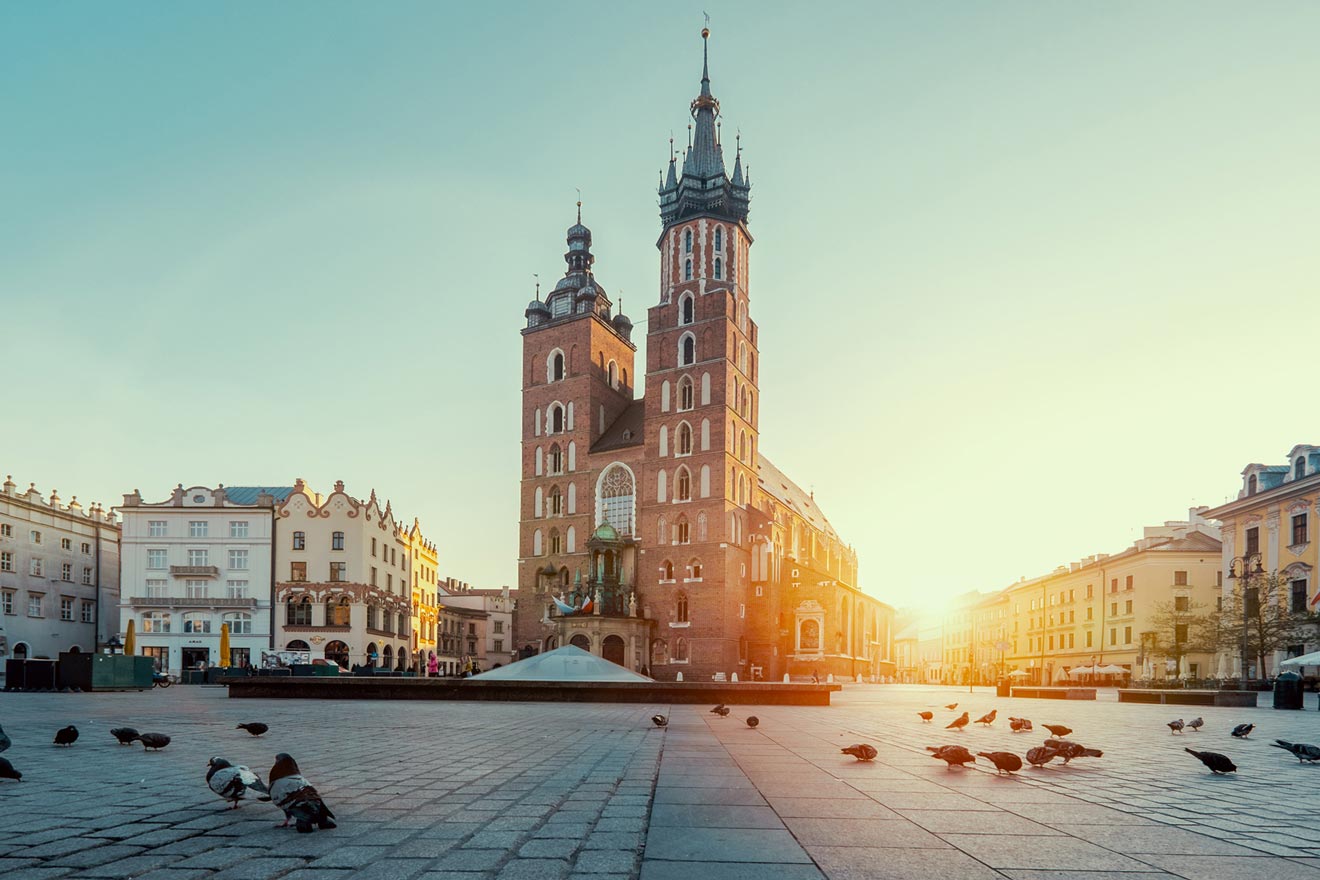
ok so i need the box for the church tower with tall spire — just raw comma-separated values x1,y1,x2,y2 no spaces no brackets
641,26,762,677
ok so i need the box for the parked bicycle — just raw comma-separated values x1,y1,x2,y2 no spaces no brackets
152,671,174,688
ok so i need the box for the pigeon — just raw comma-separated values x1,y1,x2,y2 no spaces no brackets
0,725,10,753
746,716,759,728
917,711,933,723
206,757,271,809
110,727,140,745
1186,717,1204,732
710,705,730,718
975,709,997,727
135,733,171,751
1185,748,1236,774
1043,724,1072,739
926,745,976,768
1053,740,1103,764
0,756,21,782
945,712,969,731
53,726,78,746
651,714,668,728
1230,723,1254,739
236,723,269,737
1167,719,1185,734
1271,740,1320,763
841,744,878,762
978,751,1023,774
1009,717,1033,733
944,703,958,710
269,753,336,832
1026,745,1058,767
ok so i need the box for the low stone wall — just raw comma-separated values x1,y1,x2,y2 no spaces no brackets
224,676,841,705
1010,687,1096,700
1117,688,1258,707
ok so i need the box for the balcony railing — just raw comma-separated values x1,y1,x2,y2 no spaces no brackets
169,565,219,578
130,596,258,609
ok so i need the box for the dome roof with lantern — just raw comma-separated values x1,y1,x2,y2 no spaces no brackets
523,202,633,343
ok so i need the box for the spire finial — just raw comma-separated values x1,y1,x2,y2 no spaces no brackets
687,124,693,149
700,16,712,97
575,187,582,223
669,131,675,162
534,273,540,302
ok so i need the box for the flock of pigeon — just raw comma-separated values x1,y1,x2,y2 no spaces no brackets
909,702,1320,776
0,720,335,831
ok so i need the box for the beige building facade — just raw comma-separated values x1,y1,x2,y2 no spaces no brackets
1,475,119,666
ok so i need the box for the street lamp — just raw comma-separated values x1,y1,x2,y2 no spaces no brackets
1226,553,1264,682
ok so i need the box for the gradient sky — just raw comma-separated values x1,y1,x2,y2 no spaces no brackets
4,2,1318,612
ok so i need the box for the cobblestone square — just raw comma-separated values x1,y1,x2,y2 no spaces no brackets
2,684,1319,879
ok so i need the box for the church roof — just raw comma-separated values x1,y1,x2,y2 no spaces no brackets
756,454,841,542
223,486,296,505
591,399,646,453
471,645,652,682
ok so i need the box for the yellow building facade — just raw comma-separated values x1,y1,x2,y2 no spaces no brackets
1203,444,1320,677
996,510,1222,684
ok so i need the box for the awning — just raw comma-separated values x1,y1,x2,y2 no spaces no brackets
1280,650,1320,668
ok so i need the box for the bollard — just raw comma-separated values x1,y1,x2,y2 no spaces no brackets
827,673,834,684
783,673,791,683
676,671,683,682
731,672,739,682
855,674,863,683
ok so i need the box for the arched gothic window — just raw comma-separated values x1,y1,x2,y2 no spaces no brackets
684,259,692,281
713,257,722,280
662,560,674,580
550,404,564,434
549,487,563,516
674,637,689,662
684,228,693,254
678,376,694,411
676,516,690,544
551,351,565,382
697,511,708,542
714,227,723,251
608,360,618,389
599,464,636,536
738,341,748,373
676,593,689,623
689,559,703,579
675,467,691,501
681,293,694,325
680,334,695,366
549,444,563,474
677,423,693,456
658,515,668,545
549,528,562,555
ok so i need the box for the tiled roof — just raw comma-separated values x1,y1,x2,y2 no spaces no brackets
590,400,646,454
1149,532,1222,552
755,454,840,542
223,486,296,505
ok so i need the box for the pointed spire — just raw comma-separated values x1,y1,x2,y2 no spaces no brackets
700,24,712,97
732,130,744,186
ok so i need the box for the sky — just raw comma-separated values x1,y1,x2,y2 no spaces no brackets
4,2,1318,613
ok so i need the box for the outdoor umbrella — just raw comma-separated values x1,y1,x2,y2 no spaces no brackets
124,619,136,655
218,623,231,668
1216,654,1228,679
1006,669,1030,677
1280,650,1320,668
1099,664,1127,675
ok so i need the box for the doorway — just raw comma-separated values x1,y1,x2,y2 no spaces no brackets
603,635,626,666
181,647,210,670
570,634,591,651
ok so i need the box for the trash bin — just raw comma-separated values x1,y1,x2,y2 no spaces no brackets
996,678,1011,698
1274,671,1304,710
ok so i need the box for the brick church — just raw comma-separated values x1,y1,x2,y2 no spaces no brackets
515,29,894,683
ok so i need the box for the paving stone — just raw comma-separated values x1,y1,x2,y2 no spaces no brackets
573,850,636,873
519,839,581,859
497,857,571,880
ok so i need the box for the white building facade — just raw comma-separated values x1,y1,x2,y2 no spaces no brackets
0,475,120,665
274,479,425,671
117,484,288,672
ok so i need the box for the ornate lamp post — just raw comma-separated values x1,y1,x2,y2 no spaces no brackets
1226,553,1264,681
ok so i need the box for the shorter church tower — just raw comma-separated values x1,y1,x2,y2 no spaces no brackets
516,209,638,653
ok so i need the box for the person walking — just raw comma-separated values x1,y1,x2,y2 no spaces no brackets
427,651,438,678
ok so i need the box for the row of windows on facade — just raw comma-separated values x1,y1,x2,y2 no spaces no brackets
531,509,753,556
143,520,253,538
1241,516,1310,551
140,579,253,600
545,350,629,390
1022,573,1194,613
1,523,98,552
138,610,255,634
672,289,750,336
1,590,94,621
1,553,96,584
144,548,251,570
283,596,409,634
1246,458,1316,495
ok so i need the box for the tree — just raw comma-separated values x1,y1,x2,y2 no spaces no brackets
1213,573,1320,678
1146,597,1217,677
